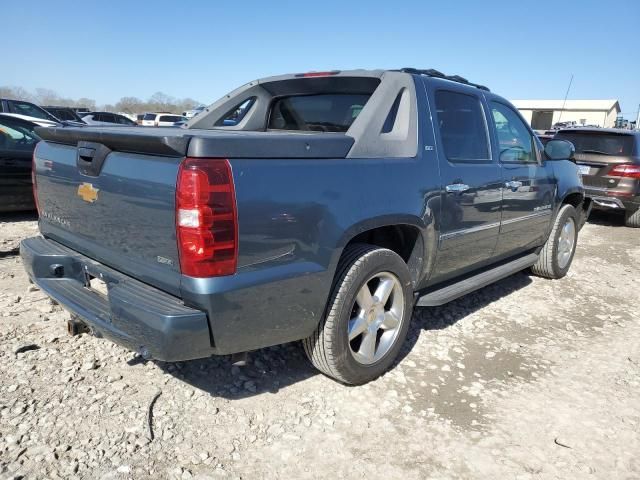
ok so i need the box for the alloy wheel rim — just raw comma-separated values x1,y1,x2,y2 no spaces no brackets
557,217,576,269
347,272,405,365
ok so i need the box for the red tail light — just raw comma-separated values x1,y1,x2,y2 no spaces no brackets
176,158,238,277
32,150,40,216
609,164,640,179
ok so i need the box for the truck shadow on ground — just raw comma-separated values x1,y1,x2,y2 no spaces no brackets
586,209,625,227
158,272,533,399
0,211,38,223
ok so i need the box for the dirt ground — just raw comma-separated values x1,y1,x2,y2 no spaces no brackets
0,211,638,480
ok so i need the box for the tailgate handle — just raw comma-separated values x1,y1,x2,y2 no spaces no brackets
78,147,96,161
77,141,111,177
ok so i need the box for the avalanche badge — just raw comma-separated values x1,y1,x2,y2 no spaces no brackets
77,182,99,203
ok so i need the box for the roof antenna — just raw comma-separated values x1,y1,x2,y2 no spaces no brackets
556,74,574,125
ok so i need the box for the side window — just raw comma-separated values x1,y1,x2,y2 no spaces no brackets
103,114,116,123
434,90,490,162
490,102,536,163
215,97,256,127
93,113,103,122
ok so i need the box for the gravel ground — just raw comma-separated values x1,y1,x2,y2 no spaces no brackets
1,211,639,480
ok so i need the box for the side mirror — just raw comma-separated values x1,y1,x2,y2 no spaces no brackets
544,139,575,161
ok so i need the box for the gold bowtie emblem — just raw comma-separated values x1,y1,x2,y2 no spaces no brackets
77,182,99,203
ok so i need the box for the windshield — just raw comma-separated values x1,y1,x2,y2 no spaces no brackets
268,94,371,132
555,131,635,156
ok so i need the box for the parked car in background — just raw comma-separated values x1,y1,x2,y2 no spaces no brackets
141,113,162,126
0,114,39,212
23,68,588,385
0,113,59,128
81,112,137,126
141,113,186,126
1,98,63,127
182,106,205,118
156,114,188,127
43,106,86,123
554,128,640,227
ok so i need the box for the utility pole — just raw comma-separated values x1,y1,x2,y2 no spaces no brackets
635,104,640,130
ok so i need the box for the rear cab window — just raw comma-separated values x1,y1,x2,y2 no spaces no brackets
554,131,635,156
267,94,370,132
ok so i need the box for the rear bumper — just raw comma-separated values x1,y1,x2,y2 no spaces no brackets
20,236,214,362
585,188,640,212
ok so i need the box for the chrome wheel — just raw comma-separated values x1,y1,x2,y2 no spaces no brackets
557,217,576,269
347,272,405,365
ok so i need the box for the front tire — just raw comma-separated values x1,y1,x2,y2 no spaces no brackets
625,208,640,228
303,244,413,385
531,204,578,279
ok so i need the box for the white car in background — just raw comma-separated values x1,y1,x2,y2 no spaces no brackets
182,106,206,119
142,113,187,127
81,112,137,126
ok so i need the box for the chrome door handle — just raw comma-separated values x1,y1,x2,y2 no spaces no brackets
505,180,523,189
445,183,470,193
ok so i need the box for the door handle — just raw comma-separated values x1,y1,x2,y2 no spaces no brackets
445,183,470,193
505,180,523,189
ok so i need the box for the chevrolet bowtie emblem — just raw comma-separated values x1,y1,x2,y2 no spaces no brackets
77,182,99,203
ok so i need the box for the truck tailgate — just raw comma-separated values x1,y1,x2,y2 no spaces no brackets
34,139,183,296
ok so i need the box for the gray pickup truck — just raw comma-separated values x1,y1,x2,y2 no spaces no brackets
21,68,589,385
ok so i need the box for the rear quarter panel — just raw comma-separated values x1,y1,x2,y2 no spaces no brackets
181,155,440,354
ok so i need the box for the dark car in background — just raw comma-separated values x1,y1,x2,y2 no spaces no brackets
43,106,86,124
0,98,62,125
0,114,39,212
555,128,640,227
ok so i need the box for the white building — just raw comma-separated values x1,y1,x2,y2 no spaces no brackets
511,99,620,130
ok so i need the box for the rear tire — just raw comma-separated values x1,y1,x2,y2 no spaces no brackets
531,204,578,279
303,244,413,385
625,208,640,228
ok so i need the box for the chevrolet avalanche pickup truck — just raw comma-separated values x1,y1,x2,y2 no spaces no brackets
21,69,589,385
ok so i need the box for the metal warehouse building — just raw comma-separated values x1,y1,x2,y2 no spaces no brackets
511,99,621,130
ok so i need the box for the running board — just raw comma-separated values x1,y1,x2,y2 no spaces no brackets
416,253,538,307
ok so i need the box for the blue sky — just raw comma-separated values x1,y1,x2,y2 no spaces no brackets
5,0,640,118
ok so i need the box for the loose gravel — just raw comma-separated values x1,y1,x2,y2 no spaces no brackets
0,211,638,479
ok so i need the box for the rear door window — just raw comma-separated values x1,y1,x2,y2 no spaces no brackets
143,113,157,121
267,94,370,132
554,132,635,156
434,90,490,162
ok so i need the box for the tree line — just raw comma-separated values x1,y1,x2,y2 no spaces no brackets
0,86,204,115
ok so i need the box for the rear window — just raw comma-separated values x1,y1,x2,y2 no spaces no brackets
143,113,157,120
159,115,184,122
267,94,370,132
555,132,635,156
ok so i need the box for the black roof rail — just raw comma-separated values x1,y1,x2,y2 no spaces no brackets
398,68,490,92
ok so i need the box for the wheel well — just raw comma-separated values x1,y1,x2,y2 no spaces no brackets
345,224,423,285
562,192,584,209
